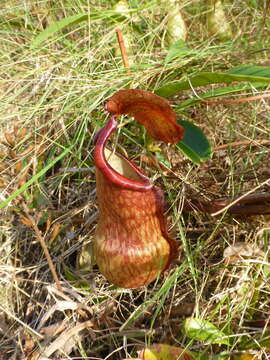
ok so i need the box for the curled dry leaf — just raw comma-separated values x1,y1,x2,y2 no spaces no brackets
19,215,33,227
49,222,61,244
39,321,67,338
36,320,94,360
4,131,15,147
21,332,35,358
223,242,264,265
37,300,81,330
20,144,35,156
105,89,184,143
19,127,28,139
15,160,23,173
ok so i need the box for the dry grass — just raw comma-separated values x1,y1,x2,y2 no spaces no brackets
0,0,270,359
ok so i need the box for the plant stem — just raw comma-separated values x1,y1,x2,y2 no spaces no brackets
22,202,62,292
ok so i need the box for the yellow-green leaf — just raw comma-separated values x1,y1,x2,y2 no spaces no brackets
139,344,194,360
183,318,230,345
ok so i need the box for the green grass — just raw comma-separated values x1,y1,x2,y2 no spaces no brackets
0,0,270,359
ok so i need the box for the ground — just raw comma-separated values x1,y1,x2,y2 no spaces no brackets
0,1,270,359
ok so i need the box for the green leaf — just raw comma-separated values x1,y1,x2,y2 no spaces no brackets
165,39,191,63
155,65,270,98
183,318,230,345
177,82,268,109
177,120,212,164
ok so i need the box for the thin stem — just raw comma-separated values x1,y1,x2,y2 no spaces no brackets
184,191,270,216
22,202,62,292
203,92,270,105
214,139,270,151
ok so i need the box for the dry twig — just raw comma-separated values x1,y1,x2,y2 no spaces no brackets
203,92,270,105
22,202,62,292
214,139,270,151
184,191,270,217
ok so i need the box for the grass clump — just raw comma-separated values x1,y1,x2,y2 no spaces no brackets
0,0,270,359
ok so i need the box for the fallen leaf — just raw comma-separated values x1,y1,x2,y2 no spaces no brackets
223,242,264,265
105,89,184,143
37,300,82,330
39,321,67,338
19,215,33,227
37,320,94,359
138,343,194,360
4,131,15,147
49,222,61,244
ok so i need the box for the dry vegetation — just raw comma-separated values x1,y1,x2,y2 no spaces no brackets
0,0,270,359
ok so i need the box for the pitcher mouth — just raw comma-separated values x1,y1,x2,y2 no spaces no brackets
94,116,153,191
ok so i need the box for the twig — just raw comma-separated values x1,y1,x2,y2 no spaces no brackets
116,28,130,72
214,139,270,151
22,203,62,292
184,192,270,216
248,47,270,54
211,178,270,216
59,167,95,173
202,92,270,104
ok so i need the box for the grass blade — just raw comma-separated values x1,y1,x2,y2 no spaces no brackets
30,3,155,48
31,11,127,48
31,13,88,48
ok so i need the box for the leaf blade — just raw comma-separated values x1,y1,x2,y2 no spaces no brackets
155,66,270,98
177,120,212,164
177,82,268,109
183,318,230,345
